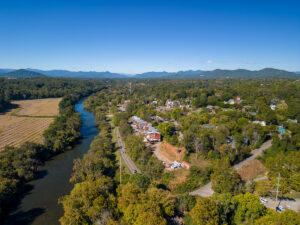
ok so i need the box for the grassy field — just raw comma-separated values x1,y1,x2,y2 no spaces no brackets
0,98,61,150
11,98,61,117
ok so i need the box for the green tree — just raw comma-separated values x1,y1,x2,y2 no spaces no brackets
231,192,266,224
188,197,220,225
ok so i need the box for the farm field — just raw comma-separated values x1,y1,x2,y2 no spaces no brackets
0,98,61,150
11,98,62,117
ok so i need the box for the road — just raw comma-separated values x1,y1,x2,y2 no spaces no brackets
190,140,272,197
116,127,140,174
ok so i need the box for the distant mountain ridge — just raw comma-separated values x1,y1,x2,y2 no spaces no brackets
0,69,45,78
0,68,299,79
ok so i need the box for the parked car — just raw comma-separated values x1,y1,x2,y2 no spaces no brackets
260,197,267,204
276,205,284,212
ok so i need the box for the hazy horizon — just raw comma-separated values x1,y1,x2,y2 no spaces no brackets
0,0,299,73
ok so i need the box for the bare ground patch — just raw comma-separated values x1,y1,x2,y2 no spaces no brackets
237,159,266,180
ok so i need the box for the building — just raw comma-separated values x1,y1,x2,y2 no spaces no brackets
146,127,161,142
181,161,191,169
252,120,266,126
270,104,276,110
131,116,161,143
120,100,130,112
166,100,174,109
278,124,286,134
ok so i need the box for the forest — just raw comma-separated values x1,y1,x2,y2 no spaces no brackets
0,77,106,221
60,79,300,224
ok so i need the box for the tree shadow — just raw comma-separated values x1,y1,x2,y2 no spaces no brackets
4,208,45,225
34,169,48,181
0,103,19,115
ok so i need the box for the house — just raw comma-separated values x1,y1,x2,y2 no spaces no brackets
151,115,164,123
207,105,214,110
224,99,235,105
252,121,266,126
203,125,215,129
181,161,191,169
228,99,235,105
166,100,174,109
120,100,130,112
270,104,276,110
287,119,297,123
146,128,161,143
278,124,286,134
236,96,241,101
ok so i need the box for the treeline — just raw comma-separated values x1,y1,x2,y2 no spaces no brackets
0,94,86,221
0,77,105,112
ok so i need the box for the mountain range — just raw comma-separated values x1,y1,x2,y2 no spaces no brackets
0,68,299,79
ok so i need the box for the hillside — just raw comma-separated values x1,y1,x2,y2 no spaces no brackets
27,69,128,78
0,68,298,79
200,68,299,79
0,69,46,78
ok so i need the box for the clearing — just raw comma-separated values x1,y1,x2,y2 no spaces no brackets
10,98,61,117
237,159,266,180
0,98,61,150
153,141,185,163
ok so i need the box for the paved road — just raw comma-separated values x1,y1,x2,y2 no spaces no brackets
116,127,140,174
190,140,272,197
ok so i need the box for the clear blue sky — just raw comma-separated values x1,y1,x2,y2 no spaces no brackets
0,0,299,73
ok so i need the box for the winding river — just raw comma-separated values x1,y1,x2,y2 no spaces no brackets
4,99,98,225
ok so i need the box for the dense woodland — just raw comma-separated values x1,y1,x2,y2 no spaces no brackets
0,78,105,221
0,77,106,112
60,79,300,224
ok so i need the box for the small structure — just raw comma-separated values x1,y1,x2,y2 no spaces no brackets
181,161,191,169
206,105,214,110
278,124,286,134
120,100,130,112
166,100,174,109
171,161,181,169
252,121,266,126
270,104,276,110
287,119,297,123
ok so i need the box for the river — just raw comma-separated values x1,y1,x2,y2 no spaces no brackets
4,99,98,225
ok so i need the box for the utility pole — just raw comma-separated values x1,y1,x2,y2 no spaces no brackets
120,155,122,184
275,172,280,210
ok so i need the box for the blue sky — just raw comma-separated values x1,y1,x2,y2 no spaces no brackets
0,0,299,73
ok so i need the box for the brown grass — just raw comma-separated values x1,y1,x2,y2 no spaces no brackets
189,154,212,168
167,169,190,190
237,159,266,180
0,98,61,150
11,98,61,116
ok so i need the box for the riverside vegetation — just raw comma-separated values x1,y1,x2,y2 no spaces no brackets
0,77,105,221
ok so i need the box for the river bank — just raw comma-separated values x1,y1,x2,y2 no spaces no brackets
4,99,98,225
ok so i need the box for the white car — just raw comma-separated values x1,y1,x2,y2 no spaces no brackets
260,197,268,204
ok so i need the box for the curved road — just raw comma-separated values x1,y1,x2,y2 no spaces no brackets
116,127,140,174
190,140,272,197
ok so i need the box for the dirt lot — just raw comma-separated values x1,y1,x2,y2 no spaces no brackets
11,98,61,117
237,159,266,180
153,141,185,163
0,98,61,150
